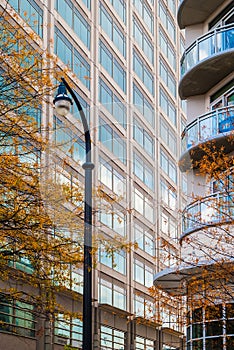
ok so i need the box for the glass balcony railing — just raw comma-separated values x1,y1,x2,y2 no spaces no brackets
181,24,234,76
181,105,234,153
182,191,234,236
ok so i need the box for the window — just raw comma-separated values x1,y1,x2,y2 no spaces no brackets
160,179,177,210
99,279,126,310
99,246,126,274
133,50,154,96
82,0,91,10
99,2,126,57
134,221,155,256
0,296,35,337
159,58,176,97
99,118,126,163
107,0,126,23
54,27,90,89
133,151,154,190
159,0,176,42
161,211,177,240
133,17,154,64
133,0,154,34
133,117,154,157
167,0,176,15
160,87,176,126
159,28,176,70
134,294,155,319
136,336,154,350
133,83,155,127
99,157,126,195
133,187,154,223
100,325,125,349
99,40,126,92
99,79,126,127
55,0,91,49
160,148,177,183
72,93,90,124
160,117,177,155
99,203,126,236
160,238,177,266
9,0,43,37
134,258,154,287
55,314,82,348
182,174,187,195
54,116,85,163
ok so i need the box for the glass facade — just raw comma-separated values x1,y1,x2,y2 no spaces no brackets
187,304,234,350
2,0,185,348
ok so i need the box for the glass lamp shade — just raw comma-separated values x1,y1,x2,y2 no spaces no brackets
54,99,71,117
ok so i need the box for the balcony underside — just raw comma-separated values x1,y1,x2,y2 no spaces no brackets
179,133,234,172
178,0,227,29
179,50,234,99
154,260,234,295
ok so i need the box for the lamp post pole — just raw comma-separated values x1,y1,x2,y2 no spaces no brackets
54,78,94,350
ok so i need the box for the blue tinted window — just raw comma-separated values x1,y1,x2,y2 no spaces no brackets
108,0,126,23
55,0,90,49
159,28,176,70
54,27,90,90
159,0,176,43
99,41,126,92
99,117,126,163
159,87,176,126
9,0,43,37
133,50,154,96
99,79,126,127
160,58,176,97
133,17,154,64
100,2,126,58
133,0,154,34
133,118,154,157
133,84,154,127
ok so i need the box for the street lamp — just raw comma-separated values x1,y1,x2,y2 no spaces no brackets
54,78,94,350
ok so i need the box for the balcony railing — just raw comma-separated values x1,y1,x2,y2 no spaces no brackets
181,24,234,76
181,105,234,153
182,191,234,237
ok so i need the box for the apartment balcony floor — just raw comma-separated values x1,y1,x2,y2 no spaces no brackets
178,0,227,29
179,24,234,99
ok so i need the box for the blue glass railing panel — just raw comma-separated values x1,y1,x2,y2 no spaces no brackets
181,24,234,77
182,191,234,234
181,106,234,153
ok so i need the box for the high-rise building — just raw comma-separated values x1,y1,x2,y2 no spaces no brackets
154,1,234,349
0,0,186,349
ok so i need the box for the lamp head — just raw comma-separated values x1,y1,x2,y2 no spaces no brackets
53,82,73,116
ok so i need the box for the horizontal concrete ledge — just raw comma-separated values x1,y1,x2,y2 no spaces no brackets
178,0,227,29
179,50,234,99
179,132,234,172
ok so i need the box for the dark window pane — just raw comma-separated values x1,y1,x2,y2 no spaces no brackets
206,320,223,336
227,336,234,350
227,319,234,334
192,339,203,350
205,337,223,350
192,324,203,339
205,305,222,320
226,304,234,319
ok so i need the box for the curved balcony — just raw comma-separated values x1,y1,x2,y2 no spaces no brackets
178,0,226,29
179,24,234,99
181,191,234,241
180,105,234,171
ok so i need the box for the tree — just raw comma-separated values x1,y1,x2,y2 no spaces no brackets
0,8,134,348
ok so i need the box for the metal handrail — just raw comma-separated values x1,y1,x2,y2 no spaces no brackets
182,191,234,236
181,24,234,76
181,105,234,153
